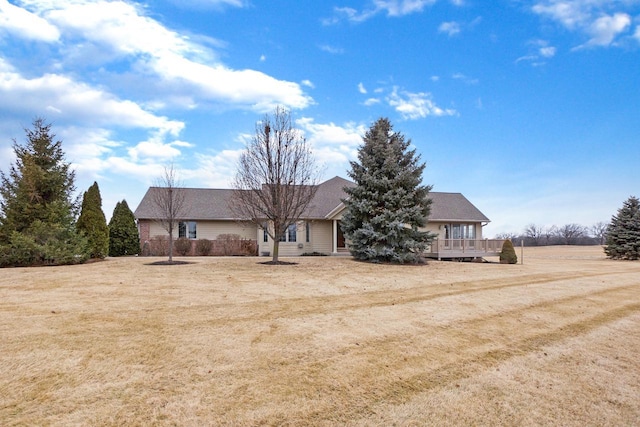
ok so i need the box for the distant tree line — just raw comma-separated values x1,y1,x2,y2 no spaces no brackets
494,222,609,247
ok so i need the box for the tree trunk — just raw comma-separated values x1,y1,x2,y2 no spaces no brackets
272,240,280,263
168,227,174,262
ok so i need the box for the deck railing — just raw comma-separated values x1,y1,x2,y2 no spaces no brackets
426,239,505,260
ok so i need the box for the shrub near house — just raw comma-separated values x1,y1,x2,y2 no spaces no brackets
500,240,518,264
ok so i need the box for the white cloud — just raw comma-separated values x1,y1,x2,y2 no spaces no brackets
0,0,59,41
324,0,437,24
319,44,345,54
301,79,315,89
515,55,538,63
358,82,367,94
439,21,461,36
377,0,437,16
516,39,556,65
101,157,168,184
532,1,590,29
189,149,242,188
62,127,122,179
167,0,246,8
19,0,312,111
539,46,557,57
0,58,183,135
127,139,181,162
363,98,381,106
296,117,365,168
387,87,456,120
581,13,631,47
532,1,635,48
452,72,478,84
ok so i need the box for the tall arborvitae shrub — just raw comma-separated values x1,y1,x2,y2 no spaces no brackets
108,200,140,256
0,118,88,267
604,196,640,260
499,239,518,264
77,182,109,259
341,118,435,264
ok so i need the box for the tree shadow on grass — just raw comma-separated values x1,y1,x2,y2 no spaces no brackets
145,260,195,266
259,260,298,265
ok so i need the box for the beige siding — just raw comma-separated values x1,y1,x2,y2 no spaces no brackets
276,242,306,257
146,220,257,241
311,220,333,254
258,221,315,257
197,221,256,240
148,222,169,240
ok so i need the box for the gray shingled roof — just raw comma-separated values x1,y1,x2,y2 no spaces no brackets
428,192,490,222
134,187,237,220
303,176,354,218
134,176,490,223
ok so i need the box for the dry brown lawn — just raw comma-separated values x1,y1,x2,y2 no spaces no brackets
1,246,639,426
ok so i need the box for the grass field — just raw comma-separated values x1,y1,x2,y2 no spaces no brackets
1,246,639,426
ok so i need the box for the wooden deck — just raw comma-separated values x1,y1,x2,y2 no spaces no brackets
424,239,505,260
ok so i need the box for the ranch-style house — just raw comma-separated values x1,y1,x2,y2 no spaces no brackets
134,176,504,260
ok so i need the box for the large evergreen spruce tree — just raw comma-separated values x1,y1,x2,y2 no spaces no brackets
0,118,88,266
77,182,109,259
341,118,435,264
108,200,140,256
604,196,640,260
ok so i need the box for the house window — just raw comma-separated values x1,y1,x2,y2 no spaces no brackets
178,221,197,239
449,223,475,240
279,223,297,242
288,223,297,242
452,224,462,240
464,224,476,239
263,223,269,243
306,221,310,243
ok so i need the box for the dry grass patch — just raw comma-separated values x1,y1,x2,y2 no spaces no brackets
1,246,639,425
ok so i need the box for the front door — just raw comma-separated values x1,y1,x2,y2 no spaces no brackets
337,221,346,248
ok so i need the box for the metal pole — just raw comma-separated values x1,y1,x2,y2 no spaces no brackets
521,239,524,265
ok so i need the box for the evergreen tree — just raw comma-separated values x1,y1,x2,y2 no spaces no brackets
0,118,87,266
77,182,109,259
604,196,640,260
108,200,140,256
341,118,435,264
499,239,518,264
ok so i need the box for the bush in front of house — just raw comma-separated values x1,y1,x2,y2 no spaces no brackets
500,239,518,264
174,237,192,256
196,239,213,256
217,234,242,256
148,236,168,256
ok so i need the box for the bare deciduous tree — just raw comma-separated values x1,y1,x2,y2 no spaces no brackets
543,225,557,246
151,164,186,262
495,232,519,241
556,223,586,245
524,223,544,246
591,221,608,245
230,106,321,263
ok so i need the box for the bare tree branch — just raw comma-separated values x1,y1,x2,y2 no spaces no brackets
150,164,186,262
230,106,322,263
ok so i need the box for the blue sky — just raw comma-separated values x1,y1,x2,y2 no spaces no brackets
1,0,639,237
